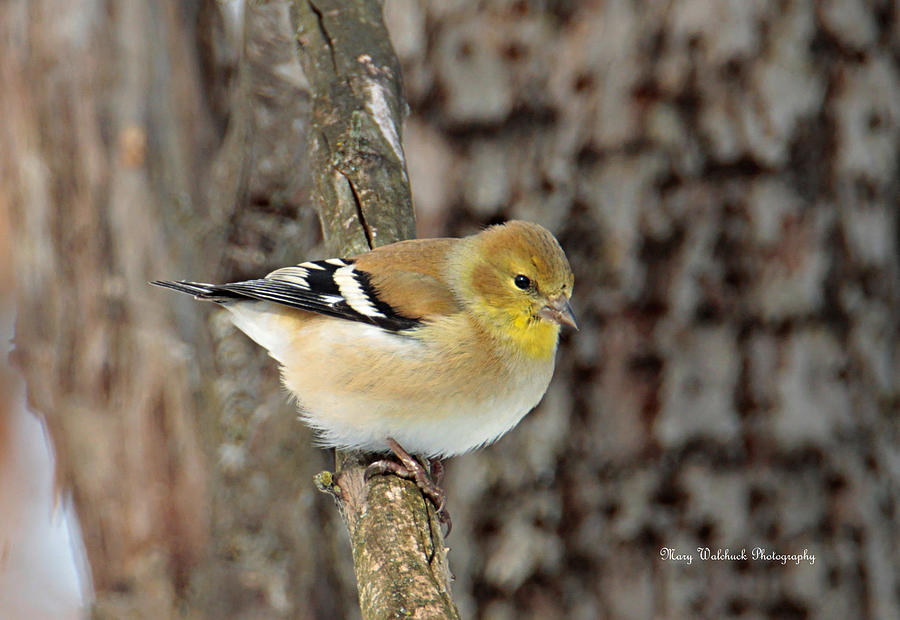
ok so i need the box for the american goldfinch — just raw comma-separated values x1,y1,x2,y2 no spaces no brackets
153,220,575,517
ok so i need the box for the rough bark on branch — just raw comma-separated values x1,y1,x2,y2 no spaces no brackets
290,1,458,618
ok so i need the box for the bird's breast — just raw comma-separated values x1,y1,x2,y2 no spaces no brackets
277,315,559,457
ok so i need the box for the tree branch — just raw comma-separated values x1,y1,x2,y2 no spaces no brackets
290,1,458,617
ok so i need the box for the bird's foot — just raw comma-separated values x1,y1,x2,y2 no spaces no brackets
365,437,452,536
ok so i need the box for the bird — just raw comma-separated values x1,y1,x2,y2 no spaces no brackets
152,220,576,528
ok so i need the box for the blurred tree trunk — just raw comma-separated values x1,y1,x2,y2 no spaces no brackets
3,1,900,619
2,0,453,617
0,0,354,617
384,2,900,619
2,1,214,616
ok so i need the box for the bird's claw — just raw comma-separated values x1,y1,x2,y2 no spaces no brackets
365,438,452,536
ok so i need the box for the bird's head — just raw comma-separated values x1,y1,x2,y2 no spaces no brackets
452,220,576,359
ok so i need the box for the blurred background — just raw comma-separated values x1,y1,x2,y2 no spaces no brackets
2,0,899,618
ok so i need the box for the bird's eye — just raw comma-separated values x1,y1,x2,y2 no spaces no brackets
514,274,531,289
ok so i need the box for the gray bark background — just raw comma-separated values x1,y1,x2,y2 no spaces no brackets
2,1,899,619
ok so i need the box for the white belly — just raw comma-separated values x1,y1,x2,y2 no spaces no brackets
227,301,558,458
300,360,555,458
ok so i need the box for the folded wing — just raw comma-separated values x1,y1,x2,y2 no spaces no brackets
152,240,462,333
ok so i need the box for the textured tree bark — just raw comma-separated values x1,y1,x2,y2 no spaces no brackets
4,1,898,618
383,3,900,618
292,1,458,618
293,0,417,254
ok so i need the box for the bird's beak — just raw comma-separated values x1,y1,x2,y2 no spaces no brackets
539,295,578,330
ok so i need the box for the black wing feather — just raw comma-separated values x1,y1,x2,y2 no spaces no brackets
151,259,420,332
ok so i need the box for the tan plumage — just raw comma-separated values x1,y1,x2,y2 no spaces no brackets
153,220,576,458
354,238,459,318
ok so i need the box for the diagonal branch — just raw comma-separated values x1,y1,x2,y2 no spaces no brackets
289,1,459,618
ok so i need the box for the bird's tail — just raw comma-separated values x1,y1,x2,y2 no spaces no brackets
150,280,238,302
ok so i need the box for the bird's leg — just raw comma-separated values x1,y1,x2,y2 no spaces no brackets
365,437,452,535
429,457,444,487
